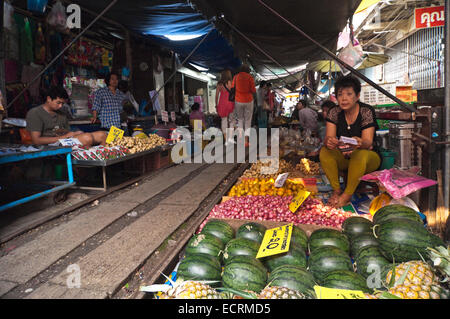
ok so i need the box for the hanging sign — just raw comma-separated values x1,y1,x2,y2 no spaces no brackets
170,112,176,122
161,111,169,123
289,189,311,213
106,126,125,144
415,6,444,29
314,286,366,299
256,223,293,259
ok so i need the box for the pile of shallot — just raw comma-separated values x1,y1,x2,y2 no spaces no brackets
198,196,354,231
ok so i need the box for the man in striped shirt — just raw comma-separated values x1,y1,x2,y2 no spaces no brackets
91,73,127,130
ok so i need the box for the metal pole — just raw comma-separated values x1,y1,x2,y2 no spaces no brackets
220,16,323,100
444,0,450,220
257,0,416,114
5,0,119,110
0,0,6,110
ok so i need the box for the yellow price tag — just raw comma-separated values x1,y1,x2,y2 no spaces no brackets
256,223,293,259
314,285,366,299
106,126,125,144
289,189,311,213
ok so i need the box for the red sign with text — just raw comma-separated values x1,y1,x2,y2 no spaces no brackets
415,6,445,29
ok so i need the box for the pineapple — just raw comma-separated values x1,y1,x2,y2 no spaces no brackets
388,284,444,299
258,286,308,299
386,261,437,287
427,246,450,279
158,280,223,299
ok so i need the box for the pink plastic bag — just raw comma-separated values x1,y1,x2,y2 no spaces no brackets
361,167,437,199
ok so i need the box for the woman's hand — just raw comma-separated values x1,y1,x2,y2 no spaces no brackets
352,136,362,149
325,136,339,150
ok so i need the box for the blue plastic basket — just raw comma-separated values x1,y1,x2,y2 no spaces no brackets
27,0,48,13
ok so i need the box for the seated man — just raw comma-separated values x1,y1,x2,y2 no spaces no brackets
26,86,107,147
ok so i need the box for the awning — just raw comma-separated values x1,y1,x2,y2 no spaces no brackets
189,0,362,73
71,1,242,72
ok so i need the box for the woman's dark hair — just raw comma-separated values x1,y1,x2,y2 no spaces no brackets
105,72,120,86
191,102,200,111
334,75,362,95
239,64,251,73
297,99,307,107
259,80,267,87
321,100,337,110
46,86,69,100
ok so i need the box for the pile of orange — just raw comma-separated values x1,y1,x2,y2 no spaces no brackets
228,178,307,197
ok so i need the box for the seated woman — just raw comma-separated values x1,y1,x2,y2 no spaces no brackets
319,75,381,208
26,86,107,147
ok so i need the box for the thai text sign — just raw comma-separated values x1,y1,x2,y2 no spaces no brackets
415,6,444,29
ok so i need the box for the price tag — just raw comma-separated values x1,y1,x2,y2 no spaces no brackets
162,111,169,123
274,173,289,188
289,189,311,213
339,136,358,145
256,223,293,259
106,126,125,144
58,138,82,147
313,285,366,299
170,111,176,122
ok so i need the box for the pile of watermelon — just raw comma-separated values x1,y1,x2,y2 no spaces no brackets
173,204,446,299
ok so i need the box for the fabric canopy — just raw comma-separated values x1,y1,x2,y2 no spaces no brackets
72,0,242,72
190,0,362,73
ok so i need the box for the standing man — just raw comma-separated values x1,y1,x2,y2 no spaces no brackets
91,72,127,131
296,99,319,134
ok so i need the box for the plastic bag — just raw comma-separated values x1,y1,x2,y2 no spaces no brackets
47,1,67,30
361,167,437,200
337,43,364,75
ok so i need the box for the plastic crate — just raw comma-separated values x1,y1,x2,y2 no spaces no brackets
360,82,396,106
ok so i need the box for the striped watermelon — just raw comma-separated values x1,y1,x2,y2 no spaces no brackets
267,265,317,298
177,253,222,282
200,219,235,245
263,242,307,272
350,233,379,258
308,228,350,254
321,270,372,293
223,238,260,262
342,216,373,239
373,204,423,225
185,233,224,259
307,246,353,282
222,256,268,293
355,246,390,281
236,222,266,244
374,218,445,262
291,226,308,252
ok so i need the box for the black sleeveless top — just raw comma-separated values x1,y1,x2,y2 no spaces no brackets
326,102,381,156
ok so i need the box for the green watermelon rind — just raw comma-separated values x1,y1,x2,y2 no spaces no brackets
177,253,222,282
373,204,423,225
223,238,260,261
200,219,235,245
267,265,317,298
263,242,307,272
222,257,268,293
185,233,225,259
350,233,380,258
321,270,373,294
354,246,391,280
236,222,267,244
307,245,353,283
308,229,350,254
342,216,374,240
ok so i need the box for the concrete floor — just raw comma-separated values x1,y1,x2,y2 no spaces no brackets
0,162,239,299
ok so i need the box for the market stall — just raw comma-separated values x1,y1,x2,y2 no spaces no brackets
71,133,171,191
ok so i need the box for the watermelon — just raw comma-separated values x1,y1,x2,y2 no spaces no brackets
374,218,445,262
236,222,266,244
223,255,267,273
223,238,260,262
200,219,235,245
263,242,307,272
185,233,224,259
267,265,317,298
355,246,391,282
222,256,268,293
307,246,353,282
373,204,423,225
321,270,372,293
291,226,308,252
350,233,379,258
308,229,350,254
342,216,373,239
177,254,222,282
